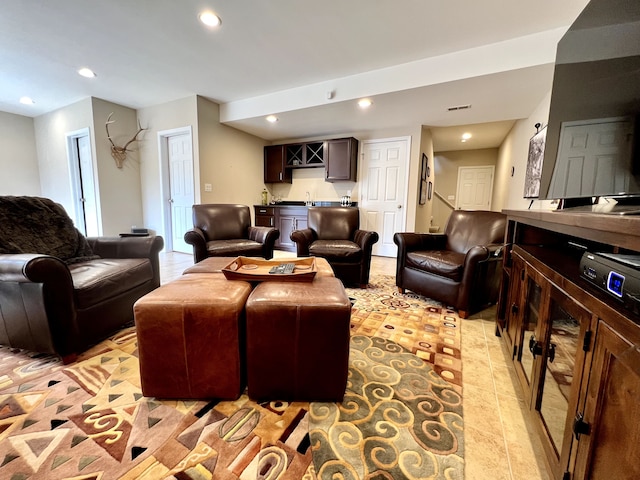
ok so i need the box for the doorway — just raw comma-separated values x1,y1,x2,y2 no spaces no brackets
455,165,494,210
66,128,100,236
359,137,410,257
158,127,195,253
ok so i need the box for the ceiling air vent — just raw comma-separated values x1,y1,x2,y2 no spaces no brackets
447,104,472,111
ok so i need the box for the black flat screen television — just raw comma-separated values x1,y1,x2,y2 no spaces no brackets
537,0,640,213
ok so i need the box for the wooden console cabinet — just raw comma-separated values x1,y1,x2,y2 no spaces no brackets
497,209,640,480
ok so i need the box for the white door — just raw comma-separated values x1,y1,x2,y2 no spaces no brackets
359,138,410,257
66,129,100,236
549,117,635,198
455,166,494,210
167,133,194,253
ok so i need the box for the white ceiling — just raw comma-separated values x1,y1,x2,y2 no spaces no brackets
0,0,590,151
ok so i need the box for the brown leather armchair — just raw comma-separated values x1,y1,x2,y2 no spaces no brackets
393,210,506,318
290,207,379,287
184,204,280,263
0,196,164,363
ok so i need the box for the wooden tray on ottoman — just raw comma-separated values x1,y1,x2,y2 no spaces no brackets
222,256,317,282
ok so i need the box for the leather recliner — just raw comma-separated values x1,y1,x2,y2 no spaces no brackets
184,204,280,263
0,196,164,363
393,210,506,318
290,207,379,287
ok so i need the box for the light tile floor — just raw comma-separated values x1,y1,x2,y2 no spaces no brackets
159,251,550,480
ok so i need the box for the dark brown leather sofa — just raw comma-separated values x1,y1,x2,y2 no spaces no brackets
290,207,379,287
184,204,280,263
0,196,164,363
394,210,506,318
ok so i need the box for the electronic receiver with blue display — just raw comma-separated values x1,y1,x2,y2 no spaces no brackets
580,252,640,315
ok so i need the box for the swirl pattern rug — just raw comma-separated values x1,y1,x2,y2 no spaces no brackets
310,336,464,479
0,274,463,479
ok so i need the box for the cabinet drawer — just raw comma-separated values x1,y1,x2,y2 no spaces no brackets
255,207,275,216
256,215,275,227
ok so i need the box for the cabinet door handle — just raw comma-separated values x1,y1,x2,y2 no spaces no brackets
529,334,543,358
279,172,283,181
573,412,590,440
547,343,556,363
270,217,274,227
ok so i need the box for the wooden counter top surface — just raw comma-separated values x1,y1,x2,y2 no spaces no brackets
503,209,640,252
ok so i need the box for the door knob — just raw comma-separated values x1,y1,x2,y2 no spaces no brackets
397,204,402,209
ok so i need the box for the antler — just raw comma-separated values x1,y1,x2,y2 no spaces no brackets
122,121,145,150
105,112,147,168
105,112,117,148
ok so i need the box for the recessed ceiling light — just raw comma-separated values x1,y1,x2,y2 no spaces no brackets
358,98,372,108
199,11,221,27
78,67,96,78
266,115,278,123
461,132,472,140
19,96,35,105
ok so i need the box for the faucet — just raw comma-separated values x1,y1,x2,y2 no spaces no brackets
305,191,311,206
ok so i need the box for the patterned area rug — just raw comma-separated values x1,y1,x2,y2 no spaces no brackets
346,275,462,393
0,274,463,479
310,336,463,479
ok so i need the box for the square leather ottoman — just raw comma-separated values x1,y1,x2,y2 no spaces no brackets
134,274,252,399
182,256,245,275
245,276,351,402
182,256,335,278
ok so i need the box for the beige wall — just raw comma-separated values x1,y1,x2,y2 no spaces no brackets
137,95,268,244
0,111,40,195
494,90,556,212
268,165,358,206
415,126,434,233
91,98,143,235
196,96,266,207
432,148,499,231
137,96,199,236
33,97,144,236
33,98,93,219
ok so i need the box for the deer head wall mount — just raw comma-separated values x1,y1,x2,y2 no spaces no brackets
105,112,146,168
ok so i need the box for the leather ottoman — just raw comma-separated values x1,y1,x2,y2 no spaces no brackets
182,256,236,275
182,256,336,278
245,276,351,402
133,273,252,399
